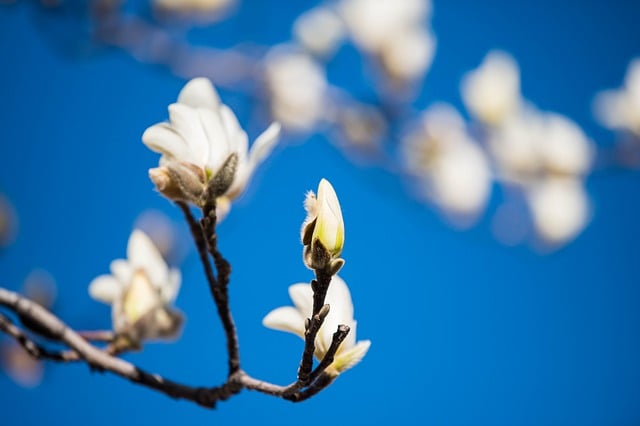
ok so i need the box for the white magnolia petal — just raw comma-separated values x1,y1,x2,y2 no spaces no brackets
88,275,123,304
330,340,371,374
225,122,280,199
528,178,589,245
247,122,281,172
178,77,220,110
325,276,353,320
314,179,345,255
109,259,132,285
461,50,521,125
288,283,313,317
319,276,355,350
197,108,231,173
593,90,625,130
168,104,210,165
127,230,169,288
161,269,182,304
262,306,306,338
142,123,192,162
343,320,357,350
220,105,248,157
122,271,161,325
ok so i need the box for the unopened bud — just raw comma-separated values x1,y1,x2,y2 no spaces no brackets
312,179,344,257
205,153,238,200
149,161,206,204
301,179,345,271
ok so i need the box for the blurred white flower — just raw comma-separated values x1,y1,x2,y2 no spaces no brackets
263,275,370,376
134,209,188,266
339,0,429,52
301,179,345,260
490,109,593,183
265,47,328,131
594,58,640,136
488,109,540,181
293,6,345,57
461,51,521,126
143,78,281,218
538,113,593,176
379,27,435,82
1,343,44,388
153,0,236,23
89,230,183,344
527,177,590,245
339,0,435,82
403,104,492,221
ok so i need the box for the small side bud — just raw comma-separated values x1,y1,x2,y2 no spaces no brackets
149,161,206,204
317,303,331,321
206,153,238,200
328,258,345,276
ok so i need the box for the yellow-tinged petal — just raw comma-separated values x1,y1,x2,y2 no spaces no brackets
328,339,371,375
122,271,161,325
312,179,344,257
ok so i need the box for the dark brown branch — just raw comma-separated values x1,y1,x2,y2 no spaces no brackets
0,313,80,362
295,267,334,386
0,287,345,406
287,372,336,402
176,201,218,291
307,324,350,383
200,198,240,376
0,288,232,407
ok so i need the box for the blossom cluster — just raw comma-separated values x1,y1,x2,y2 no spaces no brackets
402,51,595,247
88,79,369,377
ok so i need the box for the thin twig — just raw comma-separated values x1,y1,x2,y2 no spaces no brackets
296,268,334,386
0,287,343,405
200,199,240,376
176,201,218,288
307,324,350,383
0,313,80,362
0,288,232,407
287,373,336,403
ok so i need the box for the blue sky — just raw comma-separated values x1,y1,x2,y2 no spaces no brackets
1,1,640,425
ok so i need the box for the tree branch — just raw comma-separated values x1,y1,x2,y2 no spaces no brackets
0,288,234,407
0,287,345,406
0,313,80,362
200,199,240,376
177,200,240,376
295,267,335,387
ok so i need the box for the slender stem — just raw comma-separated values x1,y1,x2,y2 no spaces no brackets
0,313,80,362
295,267,334,387
176,201,217,288
0,288,342,406
178,200,240,376
0,288,230,407
307,324,349,383
287,373,336,403
199,199,240,376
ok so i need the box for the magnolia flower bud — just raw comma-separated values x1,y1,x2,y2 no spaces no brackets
313,179,345,256
301,179,345,270
149,162,206,205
